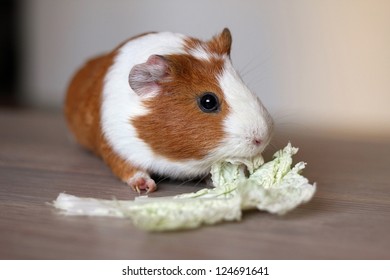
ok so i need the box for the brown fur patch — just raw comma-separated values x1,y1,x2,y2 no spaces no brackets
207,28,232,56
64,51,115,153
183,37,203,52
184,28,232,56
131,54,230,161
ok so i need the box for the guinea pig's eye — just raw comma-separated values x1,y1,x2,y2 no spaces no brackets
197,92,220,113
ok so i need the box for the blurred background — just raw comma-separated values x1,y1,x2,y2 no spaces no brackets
1,0,389,140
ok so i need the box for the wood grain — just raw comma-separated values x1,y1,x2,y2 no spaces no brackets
0,109,389,259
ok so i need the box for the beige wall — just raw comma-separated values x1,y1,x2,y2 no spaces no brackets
20,0,390,139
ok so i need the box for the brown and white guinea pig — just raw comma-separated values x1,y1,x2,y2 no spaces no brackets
65,28,273,193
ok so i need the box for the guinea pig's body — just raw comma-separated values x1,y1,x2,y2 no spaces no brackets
65,29,273,193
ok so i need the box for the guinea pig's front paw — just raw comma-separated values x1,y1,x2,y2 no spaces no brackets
127,171,157,194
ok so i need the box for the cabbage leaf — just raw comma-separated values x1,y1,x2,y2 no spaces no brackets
53,143,316,231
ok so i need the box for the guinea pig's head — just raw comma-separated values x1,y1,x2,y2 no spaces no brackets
129,28,273,166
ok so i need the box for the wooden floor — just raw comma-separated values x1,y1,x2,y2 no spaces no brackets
0,109,389,259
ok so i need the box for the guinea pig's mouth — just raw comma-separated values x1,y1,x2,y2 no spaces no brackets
212,145,263,165
216,154,265,181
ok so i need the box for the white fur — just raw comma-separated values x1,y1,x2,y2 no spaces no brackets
188,45,211,61
213,59,274,160
101,32,273,180
188,44,224,61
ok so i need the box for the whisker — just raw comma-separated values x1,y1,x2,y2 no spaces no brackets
192,173,210,188
239,56,271,79
272,110,299,121
177,177,198,187
238,58,257,78
156,176,169,185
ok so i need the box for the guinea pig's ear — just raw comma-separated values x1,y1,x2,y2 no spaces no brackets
129,55,170,97
208,28,232,56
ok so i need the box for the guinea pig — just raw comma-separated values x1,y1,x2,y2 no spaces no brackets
65,28,273,193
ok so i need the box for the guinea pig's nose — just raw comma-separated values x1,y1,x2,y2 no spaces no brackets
252,138,262,146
